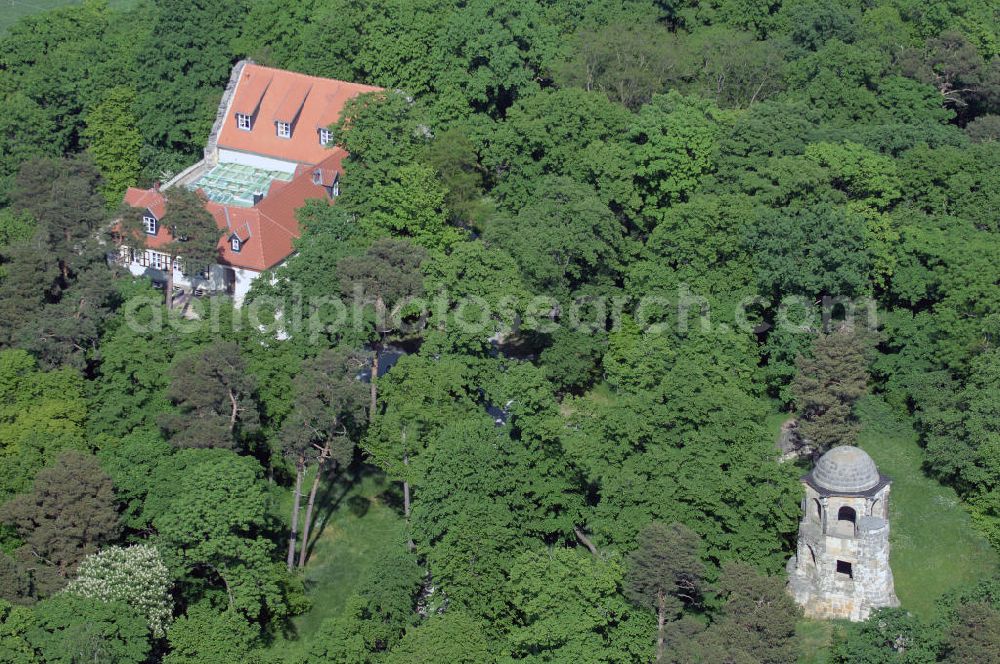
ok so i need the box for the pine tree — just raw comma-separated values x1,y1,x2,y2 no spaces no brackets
122,187,222,309
280,349,367,568
159,341,259,450
791,325,871,453
624,522,704,663
337,238,426,420
0,451,120,597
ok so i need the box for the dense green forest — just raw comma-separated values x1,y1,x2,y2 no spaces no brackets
0,0,999,661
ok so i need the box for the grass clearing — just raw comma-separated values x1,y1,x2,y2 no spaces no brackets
855,397,998,618
795,619,839,664
270,466,407,659
765,409,790,442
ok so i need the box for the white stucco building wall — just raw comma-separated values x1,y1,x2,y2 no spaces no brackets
217,149,297,174
122,248,260,306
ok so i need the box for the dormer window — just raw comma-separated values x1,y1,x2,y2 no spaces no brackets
236,113,252,131
312,169,322,185
276,121,291,138
231,236,242,252
319,128,332,146
143,215,158,235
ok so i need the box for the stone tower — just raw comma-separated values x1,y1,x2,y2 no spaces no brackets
787,445,899,621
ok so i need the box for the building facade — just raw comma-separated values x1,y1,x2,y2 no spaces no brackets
119,62,380,304
787,445,900,621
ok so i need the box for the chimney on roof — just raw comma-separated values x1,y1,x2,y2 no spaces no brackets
153,181,161,193
252,191,264,206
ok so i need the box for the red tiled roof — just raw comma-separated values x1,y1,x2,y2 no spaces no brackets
121,150,346,272
232,70,272,116
274,80,312,123
217,64,381,166
123,187,166,219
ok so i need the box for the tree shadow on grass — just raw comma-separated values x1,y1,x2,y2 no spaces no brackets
376,480,405,514
302,463,386,564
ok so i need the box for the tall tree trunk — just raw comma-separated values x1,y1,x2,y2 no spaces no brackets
298,450,332,568
402,456,411,518
403,449,414,551
574,526,599,556
369,295,385,422
656,590,667,663
228,388,239,433
165,261,174,310
287,460,304,571
369,343,379,422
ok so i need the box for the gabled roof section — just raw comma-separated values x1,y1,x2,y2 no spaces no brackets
257,149,346,241
124,187,166,219
232,70,272,117
217,64,382,166
274,81,312,124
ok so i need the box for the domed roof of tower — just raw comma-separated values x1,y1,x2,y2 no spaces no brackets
811,446,881,493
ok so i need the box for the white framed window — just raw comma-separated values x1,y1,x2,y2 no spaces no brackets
276,121,291,138
147,251,169,271
319,128,332,145
231,237,241,252
236,113,252,131
143,215,157,235
331,177,340,197
312,169,322,185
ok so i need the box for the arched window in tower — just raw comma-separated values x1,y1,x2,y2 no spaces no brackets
813,498,822,521
838,505,857,534
870,498,880,516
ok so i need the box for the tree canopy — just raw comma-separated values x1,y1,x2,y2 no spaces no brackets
0,0,998,659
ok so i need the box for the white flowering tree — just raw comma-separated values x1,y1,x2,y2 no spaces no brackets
65,544,174,637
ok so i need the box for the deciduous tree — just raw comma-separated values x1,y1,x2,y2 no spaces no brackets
309,547,422,662
383,611,493,664
164,602,262,664
505,547,653,663
29,594,149,664
65,544,174,637
147,448,301,625
83,87,143,208
0,350,87,501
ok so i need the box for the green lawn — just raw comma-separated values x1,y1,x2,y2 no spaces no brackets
0,0,136,34
270,466,407,659
855,397,998,618
765,409,790,442
796,619,838,664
